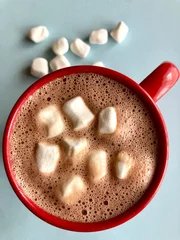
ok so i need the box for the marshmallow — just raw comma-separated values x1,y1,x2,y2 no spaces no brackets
70,38,90,58
93,61,104,67
63,96,94,131
50,55,70,71
28,26,49,43
98,107,117,134
31,58,49,78
52,37,69,56
63,137,88,157
88,150,107,182
60,175,86,203
36,142,60,173
115,151,133,179
110,21,129,43
38,105,64,138
89,29,108,44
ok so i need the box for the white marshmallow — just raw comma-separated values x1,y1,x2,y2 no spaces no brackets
70,38,90,58
31,58,49,78
60,175,86,203
52,37,69,56
63,137,88,157
36,142,60,173
63,96,94,131
93,61,104,67
88,150,107,182
89,29,108,44
115,152,133,179
28,26,49,43
38,105,64,138
98,107,117,134
110,21,129,43
50,55,70,71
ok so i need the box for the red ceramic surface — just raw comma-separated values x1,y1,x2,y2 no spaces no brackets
140,62,179,102
2,62,179,232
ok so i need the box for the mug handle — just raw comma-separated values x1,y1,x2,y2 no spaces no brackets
140,62,179,102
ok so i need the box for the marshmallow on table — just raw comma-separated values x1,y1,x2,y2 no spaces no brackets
93,62,104,67
60,175,86,204
28,26,49,43
89,29,108,44
38,105,64,138
115,151,133,179
88,150,107,182
63,96,94,131
31,58,48,78
110,21,129,43
98,107,117,134
52,37,69,55
70,38,90,58
36,142,60,174
63,137,88,157
50,55,70,71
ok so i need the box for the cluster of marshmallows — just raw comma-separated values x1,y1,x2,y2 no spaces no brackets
36,96,133,204
29,22,129,78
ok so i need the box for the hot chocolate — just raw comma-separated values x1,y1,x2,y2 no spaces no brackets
10,73,158,222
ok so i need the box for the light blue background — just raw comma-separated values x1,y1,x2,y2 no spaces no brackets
0,0,180,239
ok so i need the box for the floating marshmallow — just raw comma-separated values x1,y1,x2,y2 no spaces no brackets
115,151,133,179
98,107,117,134
70,38,90,58
31,58,48,78
60,175,86,203
28,26,49,43
93,62,104,67
38,105,64,138
63,137,88,157
52,37,69,56
50,55,70,71
89,29,108,44
63,96,94,131
110,21,129,43
36,142,60,173
88,150,107,182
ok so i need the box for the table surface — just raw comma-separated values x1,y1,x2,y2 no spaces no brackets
1,0,180,239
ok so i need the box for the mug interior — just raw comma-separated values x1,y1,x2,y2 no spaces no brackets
3,66,168,232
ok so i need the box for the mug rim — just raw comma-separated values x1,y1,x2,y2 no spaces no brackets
2,65,168,232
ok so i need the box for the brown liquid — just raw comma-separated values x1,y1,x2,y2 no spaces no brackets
10,73,158,222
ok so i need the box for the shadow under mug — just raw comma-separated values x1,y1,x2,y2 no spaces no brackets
2,62,179,232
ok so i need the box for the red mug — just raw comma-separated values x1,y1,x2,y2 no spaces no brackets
3,62,179,232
